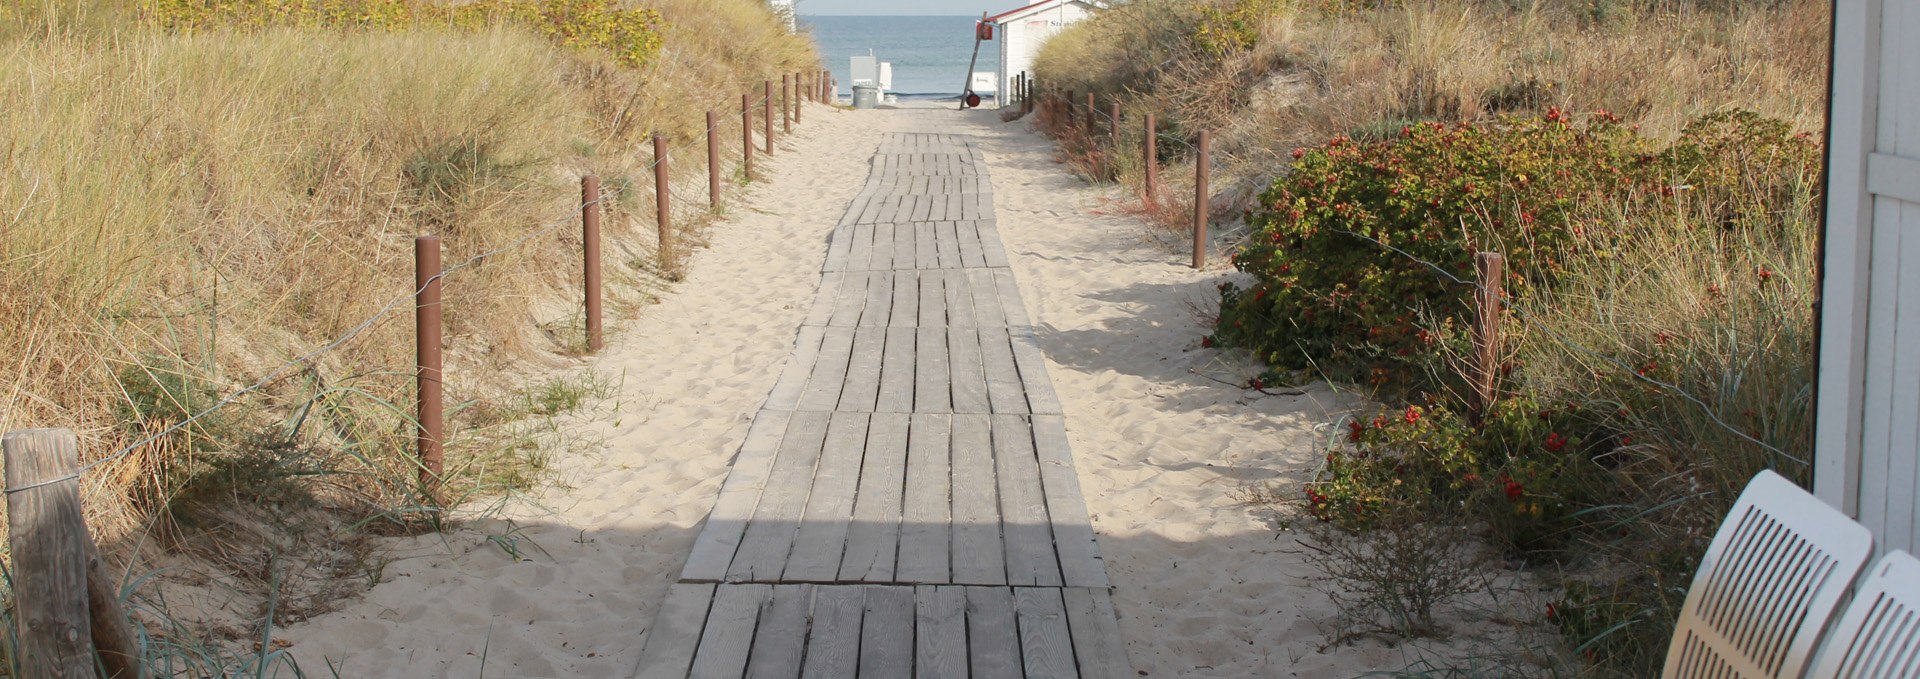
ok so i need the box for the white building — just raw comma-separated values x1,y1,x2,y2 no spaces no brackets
1816,0,1920,555
986,0,1101,107
768,0,796,30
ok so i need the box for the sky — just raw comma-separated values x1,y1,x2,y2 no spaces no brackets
797,0,1015,16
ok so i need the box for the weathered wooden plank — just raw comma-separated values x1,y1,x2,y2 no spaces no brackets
977,221,1011,268
682,410,796,582
877,327,917,413
915,223,941,270
689,584,770,679
915,326,952,413
918,265,947,327
825,223,856,269
859,586,916,678
1031,415,1107,588
951,414,1007,585
948,326,990,414
807,273,843,325
967,268,1007,327
868,218,895,271
889,270,919,327
956,220,987,268
839,325,886,412
913,194,935,222
979,327,1028,415
1015,588,1078,679
1063,588,1131,679
991,268,1032,327
830,271,869,327
785,412,872,582
801,587,866,679
860,270,895,327
943,269,976,328
1009,329,1063,416
966,587,1022,679
797,326,855,412
840,413,910,582
743,587,813,679
764,326,827,412
847,223,875,271
915,586,970,679
727,412,832,582
994,415,1063,587
892,223,919,272
897,414,953,583
636,583,719,679
936,221,965,270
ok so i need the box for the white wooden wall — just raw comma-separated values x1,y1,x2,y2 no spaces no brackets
995,2,1095,106
1817,0,1920,554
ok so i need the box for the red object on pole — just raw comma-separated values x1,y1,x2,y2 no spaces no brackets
1144,112,1158,205
783,74,793,133
707,110,722,210
742,94,755,181
1193,130,1210,269
582,176,603,352
414,235,444,500
655,134,672,273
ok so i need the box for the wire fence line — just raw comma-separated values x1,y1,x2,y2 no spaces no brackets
7,89,806,495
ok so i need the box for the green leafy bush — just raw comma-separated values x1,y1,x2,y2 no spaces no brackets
1214,111,1658,392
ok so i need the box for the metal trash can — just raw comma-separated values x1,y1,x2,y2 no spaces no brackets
852,85,880,110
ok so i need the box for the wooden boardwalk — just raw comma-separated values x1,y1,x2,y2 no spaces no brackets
636,134,1127,678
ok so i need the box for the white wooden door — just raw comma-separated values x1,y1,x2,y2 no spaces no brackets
1817,0,1920,553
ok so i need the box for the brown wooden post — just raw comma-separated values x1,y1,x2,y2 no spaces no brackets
794,72,803,124
1193,130,1210,269
5,429,98,679
764,81,775,155
582,176,603,352
1108,102,1120,141
1471,252,1507,424
1144,112,1158,204
654,134,672,274
742,94,755,181
414,236,444,500
782,74,792,133
1084,92,1095,131
707,110,722,210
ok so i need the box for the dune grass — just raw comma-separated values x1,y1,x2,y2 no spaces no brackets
0,0,816,669
1030,0,1828,675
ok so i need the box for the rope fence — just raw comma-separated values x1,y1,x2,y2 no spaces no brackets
1025,85,1805,471
0,74,825,678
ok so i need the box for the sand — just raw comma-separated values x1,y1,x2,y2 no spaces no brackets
282,102,1525,677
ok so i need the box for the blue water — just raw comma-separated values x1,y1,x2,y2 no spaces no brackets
800,15,1000,100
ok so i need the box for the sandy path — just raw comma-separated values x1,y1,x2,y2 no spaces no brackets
281,105,881,677
285,104,1474,678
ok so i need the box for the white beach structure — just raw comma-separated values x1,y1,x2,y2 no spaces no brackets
1816,0,1920,555
768,0,796,30
986,0,1102,107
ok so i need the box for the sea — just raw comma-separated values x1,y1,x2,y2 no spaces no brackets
800,15,1002,101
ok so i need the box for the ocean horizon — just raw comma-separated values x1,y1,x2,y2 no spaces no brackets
800,15,1004,100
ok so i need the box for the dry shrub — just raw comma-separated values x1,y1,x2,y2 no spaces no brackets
1303,508,1490,641
1032,0,1828,224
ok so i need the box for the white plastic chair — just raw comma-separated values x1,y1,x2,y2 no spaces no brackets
1805,550,1920,678
1663,470,1876,679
